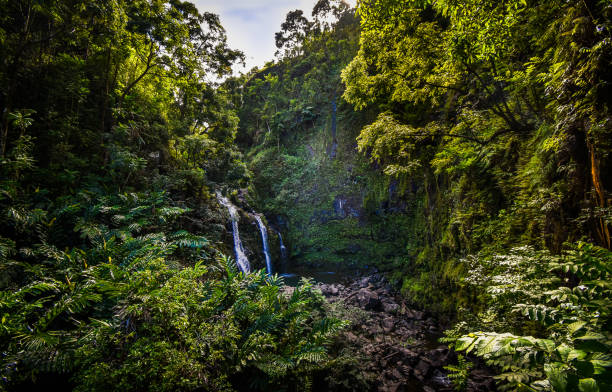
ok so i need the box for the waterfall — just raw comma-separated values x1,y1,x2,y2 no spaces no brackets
275,230,288,274
277,231,287,261
254,215,273,275
216,192,251,274
329,97,337,159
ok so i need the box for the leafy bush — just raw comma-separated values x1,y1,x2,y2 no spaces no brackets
444,244,612,391
0,189,346,391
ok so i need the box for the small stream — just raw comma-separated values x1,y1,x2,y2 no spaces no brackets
253,214,273,275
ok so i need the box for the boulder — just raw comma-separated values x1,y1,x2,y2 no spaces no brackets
413,359,431,381
406,309,424,320
382,301,400,314
387,383,402,392
427,347,450,368
382,317,395,333
345,332,359,344
392,368,402,380
357,288,381,310
357,276,371,288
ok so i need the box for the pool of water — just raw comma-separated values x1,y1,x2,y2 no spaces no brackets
278,265,364,286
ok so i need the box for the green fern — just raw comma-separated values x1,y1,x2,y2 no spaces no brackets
448,243,612,391
444,354,473,391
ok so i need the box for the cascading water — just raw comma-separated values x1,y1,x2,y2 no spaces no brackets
277,230,288,274
254,215,273,275
216,192,251,274
277,231,287,261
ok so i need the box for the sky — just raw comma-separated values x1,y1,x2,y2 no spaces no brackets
193,0,357,75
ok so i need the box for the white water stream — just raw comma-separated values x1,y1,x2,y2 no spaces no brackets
216,192,251,274
254,215,273,275
277,231,287,261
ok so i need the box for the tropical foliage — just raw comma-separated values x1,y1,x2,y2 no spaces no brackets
1,0,611,390
338,0,612,307
0,0,344,390
0,188,345,390
443,244,611,391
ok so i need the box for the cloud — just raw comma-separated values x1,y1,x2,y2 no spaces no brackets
192,0,356,74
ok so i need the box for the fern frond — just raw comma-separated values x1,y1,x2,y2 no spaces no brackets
0,236,16,259
170,231,209,248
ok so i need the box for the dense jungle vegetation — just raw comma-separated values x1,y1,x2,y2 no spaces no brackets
1,0,611,391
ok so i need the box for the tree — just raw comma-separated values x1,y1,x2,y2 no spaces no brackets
275,10,312,58
342,0,612,250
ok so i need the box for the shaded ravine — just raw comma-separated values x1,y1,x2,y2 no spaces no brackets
216,193,494,391
311,275,496,392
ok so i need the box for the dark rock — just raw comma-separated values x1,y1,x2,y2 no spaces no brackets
382,317,395,333
345,332,359,344
357,288,381,310
376,287,389,296
427,348,450,368
392,368,402,380
383,301,400,314
370,324,383,336
398,348,419,364
468,378,495,392
413,360,431,381
357,276,370,288
406,309,424,320
312,275,495,392
388,383,402,392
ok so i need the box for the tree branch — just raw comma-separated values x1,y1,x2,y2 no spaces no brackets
119,41,158,104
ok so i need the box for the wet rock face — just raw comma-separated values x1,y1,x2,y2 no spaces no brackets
316,275,496,392
332,194,362,219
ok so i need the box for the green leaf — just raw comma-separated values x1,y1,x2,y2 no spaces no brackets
535,339,556,353
575,340,609,353
568,350,588,361
555,344,572,362
511,337,535,348
591,358,612,375
578,378,599,392
455,336,476,351
575,332,605,341
545,363,568,392
567,321,588,335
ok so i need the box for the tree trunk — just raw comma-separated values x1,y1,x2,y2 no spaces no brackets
588,141,610,249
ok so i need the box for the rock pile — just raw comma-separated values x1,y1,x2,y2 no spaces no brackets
317,274,496,392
